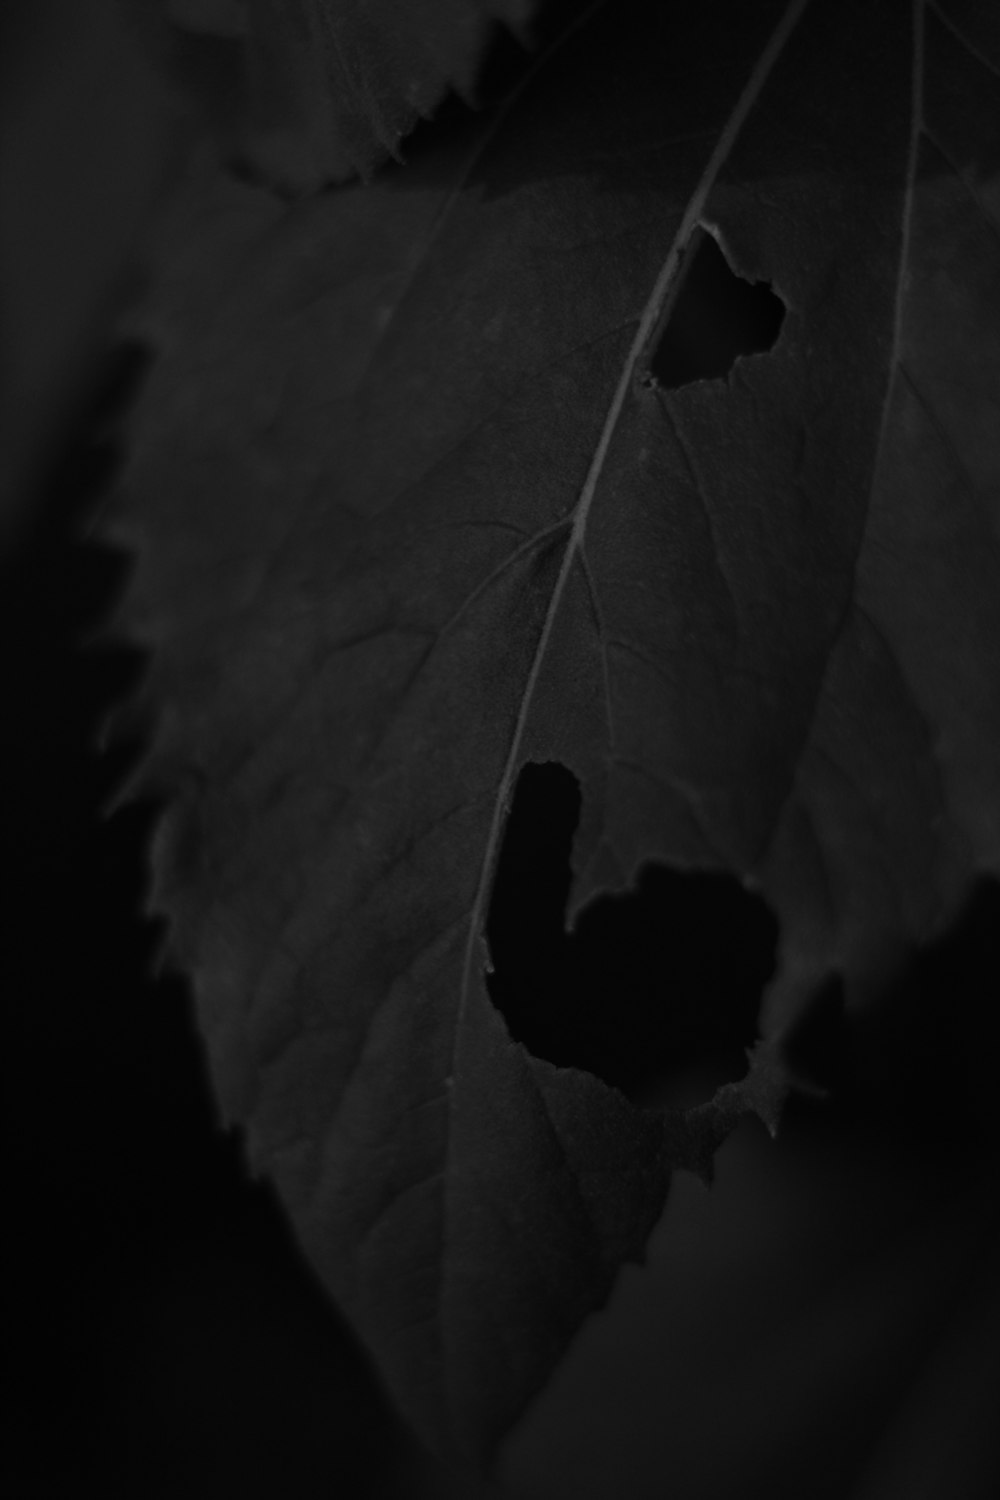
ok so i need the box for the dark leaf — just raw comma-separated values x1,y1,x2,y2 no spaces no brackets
161,0,535,190
102,0,1000,1474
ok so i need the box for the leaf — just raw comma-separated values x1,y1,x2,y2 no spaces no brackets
162,0,536,190
101,0,1000,1476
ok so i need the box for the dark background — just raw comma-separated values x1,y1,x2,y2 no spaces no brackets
3,5,1000,1498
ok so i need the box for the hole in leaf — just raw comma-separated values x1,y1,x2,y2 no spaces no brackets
648,225,786,390
486,762,778,1109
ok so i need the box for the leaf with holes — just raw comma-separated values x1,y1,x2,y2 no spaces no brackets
102,0,1000,1477
160,0,535,190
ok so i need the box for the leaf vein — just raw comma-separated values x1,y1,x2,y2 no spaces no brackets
352,0,611,372
926,0,1000,82
577,549,616,753
657,390,743,620
920,126,1000,247
356,1168,447,1258
897,362,1000,547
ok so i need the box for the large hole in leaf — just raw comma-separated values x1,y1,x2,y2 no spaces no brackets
486,763,778,1109
648,225,786,390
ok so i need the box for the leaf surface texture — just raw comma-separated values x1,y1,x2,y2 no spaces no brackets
106,0,1000,1469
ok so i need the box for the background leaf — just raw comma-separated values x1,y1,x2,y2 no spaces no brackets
153,0,536,190
0,0,181,556
102,0,1000,1476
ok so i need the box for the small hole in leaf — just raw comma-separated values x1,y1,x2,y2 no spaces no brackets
486,762,778,1109
648,226,786,390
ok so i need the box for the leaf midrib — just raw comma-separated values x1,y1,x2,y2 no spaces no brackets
441,0,814,1433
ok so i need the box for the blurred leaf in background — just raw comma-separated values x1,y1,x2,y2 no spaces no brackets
0,0,186,557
